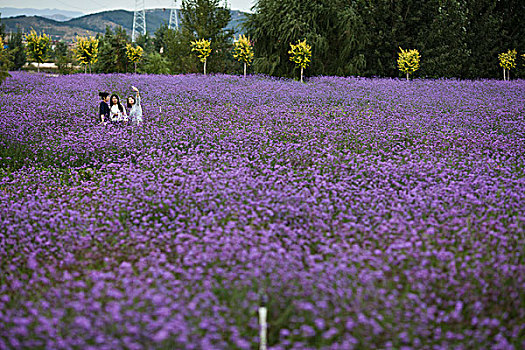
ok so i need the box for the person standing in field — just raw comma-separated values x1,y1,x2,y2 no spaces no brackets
109,94,128,125
98,92,110,124
127,86,143,125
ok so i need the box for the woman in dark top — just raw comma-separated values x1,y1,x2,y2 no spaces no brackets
98,92,110,123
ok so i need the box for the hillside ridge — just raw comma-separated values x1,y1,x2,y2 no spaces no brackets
2,8,246,42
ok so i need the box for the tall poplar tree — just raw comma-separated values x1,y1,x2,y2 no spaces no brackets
179,0,234,73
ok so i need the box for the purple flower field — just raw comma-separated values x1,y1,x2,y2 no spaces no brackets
0,72,524,349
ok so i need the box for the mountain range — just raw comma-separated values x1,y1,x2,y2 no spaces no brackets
1,8,247,42
0,7,84,21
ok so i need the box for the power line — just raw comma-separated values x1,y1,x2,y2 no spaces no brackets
53,0,90,12
54,0,111,11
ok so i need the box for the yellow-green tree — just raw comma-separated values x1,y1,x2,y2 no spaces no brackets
288,40,311,83
397,47,420,80
191,39,212,75
25,29,50,72
74,36,99,74
232,35,254,77
126,44,144,73
498,49,517,81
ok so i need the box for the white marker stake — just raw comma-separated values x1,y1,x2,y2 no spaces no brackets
159,105,162,113
259,306,267,350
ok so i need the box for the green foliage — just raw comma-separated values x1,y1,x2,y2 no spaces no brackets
153,24,172,54
24,29,50,71
246,0,523,79
93,26,130,73
134,33,155,55
417,0,469,78
155,25,195,74
1,0,521,79
56,54,75,75
397,47,420,80
246,0,367,77
74,36,99,73
54,41,68,58
180,0,235,73
7,30,26,71
0,35,11,84
496,0,525,78
55,41,75,75
180,0,232,44
140,52,171,74
462,0,501,78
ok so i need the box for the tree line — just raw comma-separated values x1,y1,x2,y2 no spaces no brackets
1,0,524,80
246,0,524,79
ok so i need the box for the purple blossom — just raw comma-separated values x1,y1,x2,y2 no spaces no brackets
0,72,523,349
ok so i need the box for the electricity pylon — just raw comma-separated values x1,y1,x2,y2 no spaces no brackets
132,0,146,42
168,0,179,31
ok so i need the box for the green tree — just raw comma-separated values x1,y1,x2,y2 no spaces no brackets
94,26,129,73
462,0,502,78
55,42,75,75
141,52,171,74
54,41,68,58
244,0,521,79
153,24,194,74
135,32,155,55
246,0,367,77
496,0,525,78
179,0,235,73
153,24,172,54
25,29,50,72
7,29,26,71
416,0,469,78
0,35,11,84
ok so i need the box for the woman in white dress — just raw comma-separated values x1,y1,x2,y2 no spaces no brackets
109,94,128,125
127,86,143,125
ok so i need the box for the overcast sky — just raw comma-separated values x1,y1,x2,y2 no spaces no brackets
0,0,256,14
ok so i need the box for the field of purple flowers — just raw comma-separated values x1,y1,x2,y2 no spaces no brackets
0,72,524,349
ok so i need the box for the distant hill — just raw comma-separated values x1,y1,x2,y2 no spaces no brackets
0,7,83,21
2,15,98,41
1,8,247,42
